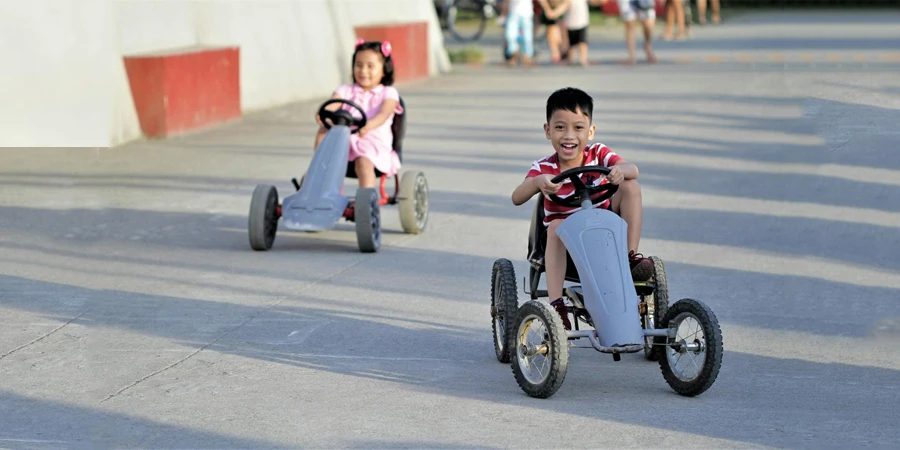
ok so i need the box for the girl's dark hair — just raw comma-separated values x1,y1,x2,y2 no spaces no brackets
352,41,395,86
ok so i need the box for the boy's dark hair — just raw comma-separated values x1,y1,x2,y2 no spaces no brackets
546,87,593,122
352,41,395,86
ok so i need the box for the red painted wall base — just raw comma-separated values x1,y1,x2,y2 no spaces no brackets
354,22,429,84
124,46,241,138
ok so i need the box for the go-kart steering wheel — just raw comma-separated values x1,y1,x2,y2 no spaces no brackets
317,99,367,134
548,166,619,208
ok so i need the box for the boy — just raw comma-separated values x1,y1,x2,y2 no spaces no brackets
511,87,653,330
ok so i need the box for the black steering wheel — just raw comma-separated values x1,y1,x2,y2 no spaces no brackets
548,166,619,208
317,99,367,134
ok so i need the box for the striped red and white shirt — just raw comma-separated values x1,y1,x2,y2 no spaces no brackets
525,142,623,226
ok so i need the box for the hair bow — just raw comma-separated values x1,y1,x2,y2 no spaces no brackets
355,37,392,58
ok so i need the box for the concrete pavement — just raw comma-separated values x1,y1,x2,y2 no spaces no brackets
1,10,899,449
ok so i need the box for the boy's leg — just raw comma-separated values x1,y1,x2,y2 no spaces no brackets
544,219,572,330
610,180,654,281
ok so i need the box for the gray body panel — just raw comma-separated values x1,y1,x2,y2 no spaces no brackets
281,126,351,231
555,207,644,348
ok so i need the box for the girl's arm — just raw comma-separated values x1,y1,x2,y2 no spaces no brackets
359,98,399,136
316,92,344,127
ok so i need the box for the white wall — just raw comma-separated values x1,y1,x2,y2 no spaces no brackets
0,0,116,147
0,0,449,148
108,0,450,146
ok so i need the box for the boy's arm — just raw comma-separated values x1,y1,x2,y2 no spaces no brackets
512,177,540,206
608,159,639,184
614,160,639,179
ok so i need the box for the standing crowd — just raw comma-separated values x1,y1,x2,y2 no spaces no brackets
498,0,722,67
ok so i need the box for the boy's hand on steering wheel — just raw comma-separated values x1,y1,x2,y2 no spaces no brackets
535,174,562,196
607,165,625,185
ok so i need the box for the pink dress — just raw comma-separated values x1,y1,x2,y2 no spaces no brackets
334,83,404,176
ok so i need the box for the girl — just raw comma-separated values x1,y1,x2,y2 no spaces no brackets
315,39,403,189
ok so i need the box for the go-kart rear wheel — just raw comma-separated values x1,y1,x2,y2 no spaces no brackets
659,298,723,397
511,300,569,399
491,258,519,363
398,171,429,234
248,184,279,251
643,256,669,361
355,187,381,253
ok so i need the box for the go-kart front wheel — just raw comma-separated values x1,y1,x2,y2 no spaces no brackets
511,300,569,399
355,187,381,253
643,256,669,361
659,298,723,397
491,258,519,363
249,184,279,251
398,170,429,234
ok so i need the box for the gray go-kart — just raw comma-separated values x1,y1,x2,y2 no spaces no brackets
490,165,723,398
248,98,429,253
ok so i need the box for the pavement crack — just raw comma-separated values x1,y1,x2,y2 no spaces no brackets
0,312,86,361
100,256,370,403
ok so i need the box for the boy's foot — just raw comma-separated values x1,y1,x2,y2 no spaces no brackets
629,251,654,282
550,298,572,330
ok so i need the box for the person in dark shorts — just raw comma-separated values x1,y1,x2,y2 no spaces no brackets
564,0,600,66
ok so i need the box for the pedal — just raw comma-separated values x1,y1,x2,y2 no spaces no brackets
565,286,585,309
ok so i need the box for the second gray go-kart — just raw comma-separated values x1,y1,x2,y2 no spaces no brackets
490,165,723,398
248,98,429,253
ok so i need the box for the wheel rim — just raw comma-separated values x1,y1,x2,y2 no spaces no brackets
516,314,551,385
643,293,656,346
665,312,707,382
493,271,505,354
414,175,428,230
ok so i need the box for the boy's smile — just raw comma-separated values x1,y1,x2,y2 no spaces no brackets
544,106,596,169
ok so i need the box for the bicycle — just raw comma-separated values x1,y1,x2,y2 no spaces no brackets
440,0,547,43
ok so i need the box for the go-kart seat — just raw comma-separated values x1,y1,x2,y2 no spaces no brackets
346,97,406,179
529,194,582,283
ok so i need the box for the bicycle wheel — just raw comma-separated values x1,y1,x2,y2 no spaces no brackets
445,0,489,42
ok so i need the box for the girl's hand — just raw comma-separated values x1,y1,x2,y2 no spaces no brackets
358,125,370,138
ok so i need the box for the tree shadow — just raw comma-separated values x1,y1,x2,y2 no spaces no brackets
0,391,277,448
637,162,900,213
642,207,900,271
2,275,896,448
